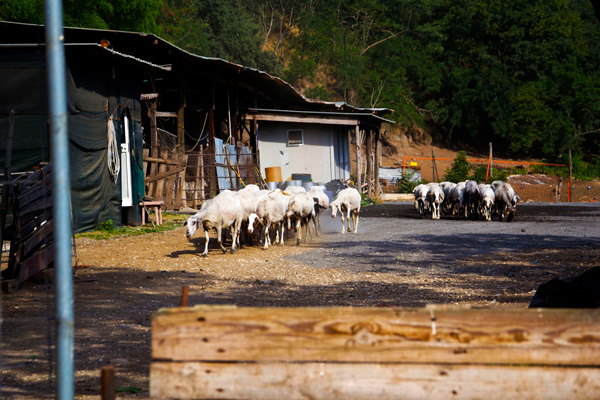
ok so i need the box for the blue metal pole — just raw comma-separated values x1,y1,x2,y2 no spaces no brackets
43,0,74,398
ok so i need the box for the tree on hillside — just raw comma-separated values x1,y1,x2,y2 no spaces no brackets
158,0,281,74
0,0,161,33
414,0,600,160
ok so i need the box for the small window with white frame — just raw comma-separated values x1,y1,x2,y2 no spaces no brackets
287,129,303,146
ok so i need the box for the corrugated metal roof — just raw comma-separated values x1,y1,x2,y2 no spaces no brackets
0,21,394,117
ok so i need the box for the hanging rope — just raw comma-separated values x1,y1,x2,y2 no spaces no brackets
107,116,120,183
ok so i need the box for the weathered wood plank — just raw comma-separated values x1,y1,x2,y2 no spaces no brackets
22,220,53,257
18,208,52,231
17,244,54,285
156,111,177,118
16,181,52,210
16,197,52,218
16,164,52,192
144,156,186,166
145,166,186,184
150,361,600,400
152,306,600,366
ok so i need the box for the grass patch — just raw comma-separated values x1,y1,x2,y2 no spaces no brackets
75,213,188,240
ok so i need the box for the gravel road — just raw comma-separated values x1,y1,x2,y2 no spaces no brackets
289,202,600,274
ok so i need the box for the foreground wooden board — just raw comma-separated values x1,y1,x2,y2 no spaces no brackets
151,362,600,400
152,305,600,365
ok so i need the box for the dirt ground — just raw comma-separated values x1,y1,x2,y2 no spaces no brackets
1,200,599,399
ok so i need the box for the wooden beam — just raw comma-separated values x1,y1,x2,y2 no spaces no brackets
156,111,177,118
141,93,159,100
252,113,360,126
149,101,158,197
151,306,600,366
144,157,186,166
151,306,600,400
177,73,185,157
145,166,185,184
355,125,362,191
151,361,600,400
366,130,373,197
375,130,381,196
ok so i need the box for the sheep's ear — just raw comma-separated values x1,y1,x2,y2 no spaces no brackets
183,220,188,227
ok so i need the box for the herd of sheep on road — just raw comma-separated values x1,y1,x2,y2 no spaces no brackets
184,184,361,257
413,180,520,222
183,179,519,257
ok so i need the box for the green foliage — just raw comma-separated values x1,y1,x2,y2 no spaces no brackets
470,166,488,183
560,153,600,180
158,0,282,74
397,170,421,194
360,192,381,207
581,156,600,179
97,220,115,232
489,168,509,182
2,0,599,162
77,214,184,240
444,151,470,182
1,0,162,33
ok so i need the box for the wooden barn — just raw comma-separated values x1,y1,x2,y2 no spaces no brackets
0,21,393,233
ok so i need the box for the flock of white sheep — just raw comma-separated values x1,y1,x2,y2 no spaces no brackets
184,184,362,257
412,180,520,221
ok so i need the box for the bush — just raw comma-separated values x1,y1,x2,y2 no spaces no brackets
444,151,470,182
490,168,509,182
470,166,488,183
97,220,115,232
397,170,421,193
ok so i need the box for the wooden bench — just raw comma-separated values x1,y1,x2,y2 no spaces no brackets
151,305,600,399
140,200,164,225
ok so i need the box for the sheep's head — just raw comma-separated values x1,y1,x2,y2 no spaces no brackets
184,216,199,239
247,213,260,234
330,202,339,218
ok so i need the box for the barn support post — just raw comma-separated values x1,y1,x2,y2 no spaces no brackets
208,106,217,197
355,125,362,191
366,130,373,197
177,72,185,158
375,130,381,197
44,1,74,398
149,100,158,197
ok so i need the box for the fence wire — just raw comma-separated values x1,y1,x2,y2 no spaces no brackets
183,152,261,209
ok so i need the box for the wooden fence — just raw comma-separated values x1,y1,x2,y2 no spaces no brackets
2,163,53,290
151,305,600,399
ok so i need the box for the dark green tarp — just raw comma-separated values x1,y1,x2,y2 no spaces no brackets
0,47,145,232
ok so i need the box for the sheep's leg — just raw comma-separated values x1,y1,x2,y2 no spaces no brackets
263,222,270,250
305,216,314,242
312,213,320,237
340,213,346,235
346,208,352,232
230,219,240,254
217,226,227,254
353,211,359,233
202,230,210,257
316,211,321,236
296,218,302,245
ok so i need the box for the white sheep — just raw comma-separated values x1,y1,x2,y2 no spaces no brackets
308,186,330,236
478,183,495,221
248,190,289,249
286,192,317,245
412,184,429,217
330,187,361,234
183,190,242,257
426,182,444,220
